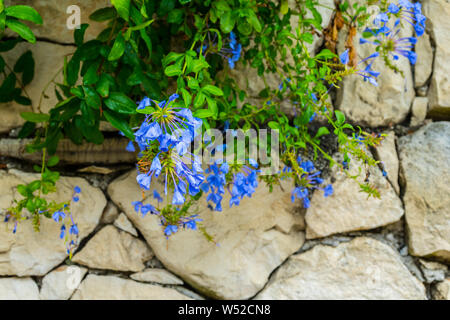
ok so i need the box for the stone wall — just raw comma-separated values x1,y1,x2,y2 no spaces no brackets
0,0,449,300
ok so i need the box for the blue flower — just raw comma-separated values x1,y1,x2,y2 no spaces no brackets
60,224,66,239
153,190,163,203
140,204,158,216
69,224,79,235
126,141,135,152
324,184,333,197
52,210,66,222
340,49,349,65
164,225,178,237
136,173,152,190
132,201,143,212
74,186,81,194
72,196,79,202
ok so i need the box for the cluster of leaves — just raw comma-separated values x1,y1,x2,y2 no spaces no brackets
0,1,42,106
5,0,401,236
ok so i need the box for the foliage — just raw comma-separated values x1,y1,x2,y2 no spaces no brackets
2,0,427,243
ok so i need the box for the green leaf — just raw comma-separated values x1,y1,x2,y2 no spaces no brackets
280,0,289,14
83,86,102,109
66,56,80,86
111,0,130,21
220,11,235,33
167,9,184,24
103,109,134,140
20,112,50,123
17,184,28,197
108,32,126,61
0,55,4,73
202,85,223,96
5,19,36,43
96,74,110,98
89,7,116,21
164,64,182,77
180,88,191,107
47,156,59,167
335,110,346,126
5,5,43,24
315,127,330,138
315,48,336,59
247,11,261,33
18,121,36,138
193,109,213,118
104,92,137,114
14,50,34,85
74,23,89,46
268,121,281,130
80,101,95,126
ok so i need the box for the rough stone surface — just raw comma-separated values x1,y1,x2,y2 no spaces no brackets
108,170,305,300
415,32,434,88
72,225,152,272
131,268,184,285
100,202,120,225
418,259,448,284
411,97,429,127
423,0,450,118
40,265,88,300
0,277,40,300
373,131,400,194
114,213,138,237
71,274,191,300
336,23,414,127
433,279,450,300
305,151,403,239
4,0,110,44
0,169,106,276
398,122,450,261
256,237,426,300
0,42,75,133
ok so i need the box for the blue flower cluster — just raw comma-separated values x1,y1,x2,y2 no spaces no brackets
226,32,242,69
200,160,259,211
340,1,426,86
287,157,333,209
133,94,205,206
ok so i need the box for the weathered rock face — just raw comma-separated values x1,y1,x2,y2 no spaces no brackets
373,131,400,194
305,150,403,239
335,22,415,127
0,277,40,300
423,0,450,118
71,274,191,300
411,97,429,127
256,237,426,300
40,265,88,300
72,225,153,272
108,170,305,300
415,32,433,88
4,0,110,44
0,169,106,276
131,268,184,285
398,122,450,262
114,213,138,237
0,42,75,133
433,279,450,300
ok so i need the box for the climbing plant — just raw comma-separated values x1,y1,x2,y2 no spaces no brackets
3,0,426,248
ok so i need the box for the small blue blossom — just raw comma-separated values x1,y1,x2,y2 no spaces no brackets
69,224,79,236
74,186,81,194
60,224,66,239
164,225,178,237
324,184,334,197
52,210,66,222
153,190,163,203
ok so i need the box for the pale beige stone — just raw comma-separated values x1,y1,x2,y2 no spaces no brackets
114,213,138,237
423,0,450,118
71,274,191,300
72,225,152,272
433,279,450,300
0,42,75,133
100,201,120,224
108,170,305,299
256,237,426,300
0,277,40,300
411,97,429,126
40,265,88,300
305,150,403,239
399,122,450,262
4,0,110,44
131,268,184,285
0,169,106,276
373,131,400,194
415,32,433,88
